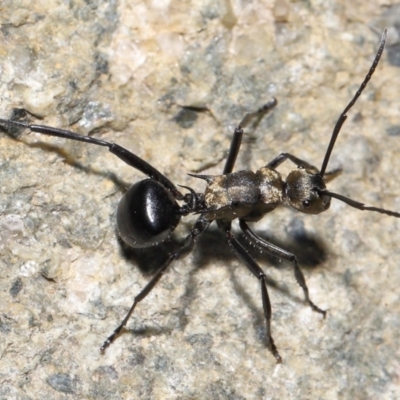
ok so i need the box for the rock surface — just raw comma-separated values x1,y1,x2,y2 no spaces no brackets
1,1,400,399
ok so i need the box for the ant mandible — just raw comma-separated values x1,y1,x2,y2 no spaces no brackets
1,29,397,363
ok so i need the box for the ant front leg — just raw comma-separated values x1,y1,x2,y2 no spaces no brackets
267,152,341,182
267,153,320,172
218,220,282,363
239,220,326,317
100,215,211,353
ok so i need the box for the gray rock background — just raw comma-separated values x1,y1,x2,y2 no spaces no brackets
1,1,400,399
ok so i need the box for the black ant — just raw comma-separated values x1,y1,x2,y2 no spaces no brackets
1,29,397,363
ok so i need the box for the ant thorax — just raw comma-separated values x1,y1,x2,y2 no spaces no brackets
196,167,285,222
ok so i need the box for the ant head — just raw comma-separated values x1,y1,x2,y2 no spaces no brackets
285,168,330,214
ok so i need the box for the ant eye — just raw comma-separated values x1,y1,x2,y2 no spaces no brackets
303,199,311,208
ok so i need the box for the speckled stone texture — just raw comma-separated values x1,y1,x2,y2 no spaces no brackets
1,1,400,399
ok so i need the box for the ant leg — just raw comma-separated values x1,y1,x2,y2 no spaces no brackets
0,118,182,199
267,153,320,172
100,215,210,353
218,220,282,363
239,220,326,317
267,152,341,179
223,98,277,174
239,98,278,129
323,168,342,183
223,125,243,174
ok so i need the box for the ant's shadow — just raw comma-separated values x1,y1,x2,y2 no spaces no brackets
117,218,328,340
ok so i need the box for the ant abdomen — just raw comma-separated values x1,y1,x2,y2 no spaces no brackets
117,179,181,248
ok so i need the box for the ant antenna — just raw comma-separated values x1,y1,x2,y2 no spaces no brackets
321,190,400,218
317,30,400,219
319,29,387,177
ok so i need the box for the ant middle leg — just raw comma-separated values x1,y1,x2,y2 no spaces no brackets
223,98,277,174
239,220,326,317
218,220,282,363
100,215,211,353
